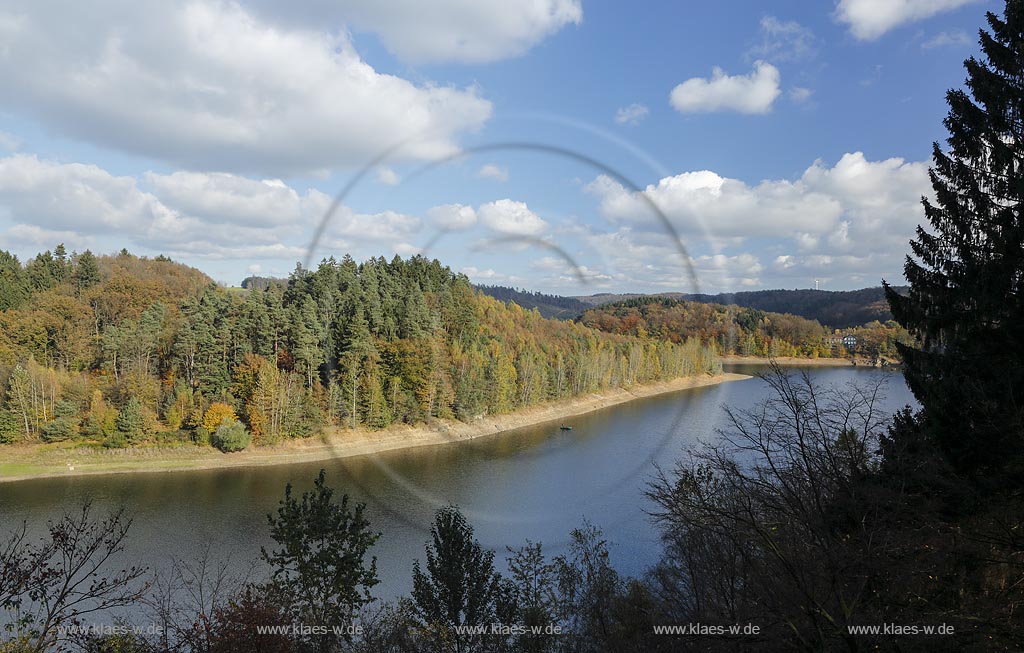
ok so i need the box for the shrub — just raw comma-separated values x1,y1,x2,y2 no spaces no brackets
211,419,251,453
103,433,129,449
41,417,78,442
0,409,20,444
193,427,211,446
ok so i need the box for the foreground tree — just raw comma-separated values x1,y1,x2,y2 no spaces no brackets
0,502,147,652
410,505,513,653
262,470,379,653
647,366,893,649
884,0,1024,485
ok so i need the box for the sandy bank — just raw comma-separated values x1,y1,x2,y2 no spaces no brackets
0,373,750,484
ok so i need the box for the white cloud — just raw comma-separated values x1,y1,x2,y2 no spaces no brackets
669,62,781,114
375,167,400,186
0,153,425,262
0,154,173,234
330,207,421,242
585,151,930,257
615,103,649,125
248,0,582,64
585,169,840,238
836,0,978,40
0,0,492,175
790,87,814,103
428,203,478,230
144,172,316,228
694,253,764,288
4,224,93,250
748,16,816,62
478,199,548,236
922,30,973,49
477,164,509,182
160,242,309,261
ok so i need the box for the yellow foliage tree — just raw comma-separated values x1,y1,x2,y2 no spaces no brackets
202,402,237,432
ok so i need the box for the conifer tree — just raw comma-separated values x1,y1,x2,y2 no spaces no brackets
885,1,1024,482
73,250,101,296
411,506,513,652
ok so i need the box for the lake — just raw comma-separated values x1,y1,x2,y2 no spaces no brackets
0,365,915,610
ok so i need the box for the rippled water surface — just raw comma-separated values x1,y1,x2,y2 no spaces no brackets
0,365,914,602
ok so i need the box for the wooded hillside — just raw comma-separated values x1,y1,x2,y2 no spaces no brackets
578,296,911,360
0,247,717,449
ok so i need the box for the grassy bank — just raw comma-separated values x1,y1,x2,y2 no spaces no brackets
0,372,750,484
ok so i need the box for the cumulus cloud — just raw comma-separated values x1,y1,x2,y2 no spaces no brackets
583,152,931,287
144,172,317,228
248,0,582,64
0,0,492,175
477,164,509,182
836,0,978,40
4,224,94,249
311,201,421,243
478,199,548,236
585,169,840,238
459,266,525,285
0,154,174,234
614,103,649,125
669,62,781,114
693,253,764,288
0,153,422,262
428,203,478,230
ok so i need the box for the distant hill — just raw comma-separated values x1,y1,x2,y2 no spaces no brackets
479,285,907,330
474,285,591,319
676,288,905,329
574,287,906,329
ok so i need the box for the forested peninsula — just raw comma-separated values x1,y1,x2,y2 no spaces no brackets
0,248,721,477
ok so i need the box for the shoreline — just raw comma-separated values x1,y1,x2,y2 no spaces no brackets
0,372,750,484
721,355,854,367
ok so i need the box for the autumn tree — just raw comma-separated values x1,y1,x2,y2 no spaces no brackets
202,402,238,433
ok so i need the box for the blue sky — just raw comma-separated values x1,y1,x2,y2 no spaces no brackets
0,0,995,295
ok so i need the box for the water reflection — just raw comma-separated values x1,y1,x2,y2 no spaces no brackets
0,367,913,601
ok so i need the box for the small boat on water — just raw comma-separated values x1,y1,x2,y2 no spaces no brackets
559,425,573,431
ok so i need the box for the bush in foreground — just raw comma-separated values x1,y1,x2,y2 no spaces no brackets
210,419,251,453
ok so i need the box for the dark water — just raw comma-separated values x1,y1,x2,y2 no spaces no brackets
0,365,914,606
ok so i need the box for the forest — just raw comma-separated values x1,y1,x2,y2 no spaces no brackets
0,249,717,450
577,296,912,361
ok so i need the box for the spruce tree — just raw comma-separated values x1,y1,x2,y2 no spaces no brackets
73,250,101,295
885,0,1024,483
